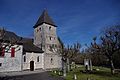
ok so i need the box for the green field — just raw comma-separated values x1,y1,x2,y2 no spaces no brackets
50,65,120,80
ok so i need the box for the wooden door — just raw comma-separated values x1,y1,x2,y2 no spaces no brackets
30,61,34,71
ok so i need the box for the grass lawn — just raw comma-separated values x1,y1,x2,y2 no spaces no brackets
50,65,120,80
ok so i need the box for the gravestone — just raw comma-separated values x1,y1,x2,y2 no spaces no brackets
73,74,77,80
89,59,92,71
71,62,75,70
84,59,92,71
84,59,90,71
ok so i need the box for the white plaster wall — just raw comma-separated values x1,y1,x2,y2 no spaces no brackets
23,52,44,70
0,45,23,72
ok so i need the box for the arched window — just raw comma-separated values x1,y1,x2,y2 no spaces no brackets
24,56,26,62
51,58,53,64
49,36,52,40
37,56,39,62
0,63,2,67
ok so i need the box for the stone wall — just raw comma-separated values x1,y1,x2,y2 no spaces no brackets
34,23,57,51
34,23,62,70
44,53,62,69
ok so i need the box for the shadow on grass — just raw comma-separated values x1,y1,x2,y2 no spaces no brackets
50,67,120,80
77,66,120,78
93,70,120,78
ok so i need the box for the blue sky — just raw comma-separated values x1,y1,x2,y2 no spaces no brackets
0,0,120,48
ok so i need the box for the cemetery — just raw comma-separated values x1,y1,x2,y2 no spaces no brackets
50,56,120,80
50,64,120,80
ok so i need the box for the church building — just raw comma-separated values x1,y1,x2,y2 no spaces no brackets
0,10,62,72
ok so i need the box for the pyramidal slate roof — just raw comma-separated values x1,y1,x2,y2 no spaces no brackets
34,10,57,28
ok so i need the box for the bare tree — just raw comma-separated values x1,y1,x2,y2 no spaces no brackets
91,25,120,74
0,28,6,56
57,37,81,76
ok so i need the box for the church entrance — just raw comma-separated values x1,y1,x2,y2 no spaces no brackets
30,61,34,71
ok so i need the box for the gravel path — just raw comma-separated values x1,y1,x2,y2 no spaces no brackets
0,71,65,80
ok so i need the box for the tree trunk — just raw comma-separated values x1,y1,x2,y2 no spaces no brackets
67,58,70,72
62,60,64,71
110,59,115,75
63,62,67,77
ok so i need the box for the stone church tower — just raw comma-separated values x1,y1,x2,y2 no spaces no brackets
33,10,62,69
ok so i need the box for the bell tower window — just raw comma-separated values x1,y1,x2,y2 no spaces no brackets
49,26,51,30
39,27,41,31
36,29,39,32
50,37,52,40
51,58,53,64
